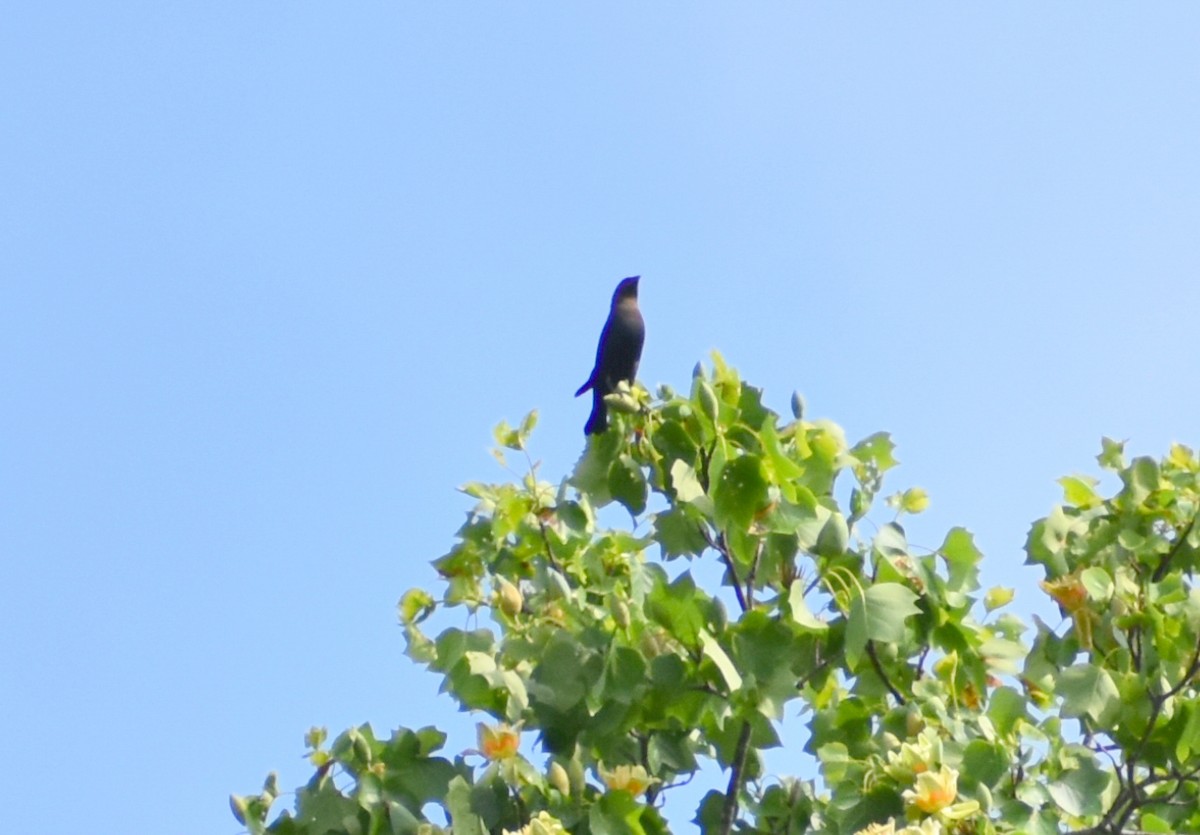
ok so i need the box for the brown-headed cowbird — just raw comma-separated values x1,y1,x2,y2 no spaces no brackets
576,276,645,435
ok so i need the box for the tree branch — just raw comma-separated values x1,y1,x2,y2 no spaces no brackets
1088,638,1200,834
638,733,660,807
719,720,753,835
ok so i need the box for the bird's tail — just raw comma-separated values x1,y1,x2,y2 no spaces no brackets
584,392,606,435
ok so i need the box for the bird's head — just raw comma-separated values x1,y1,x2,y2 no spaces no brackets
612,276,640,304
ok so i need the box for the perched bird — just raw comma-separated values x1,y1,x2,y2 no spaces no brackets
576,276,645,435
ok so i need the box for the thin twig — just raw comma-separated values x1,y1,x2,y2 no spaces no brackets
1152,516,1197,582
705,529,748,612
803,573,822,597
796,657,832,692
916,646,930,679
522,449,562,573
866,641,906,705
744,539,763,609
535,518,561,572
1163,638,1200,700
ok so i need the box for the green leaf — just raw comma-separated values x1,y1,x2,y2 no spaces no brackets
712,454,769,530
1098,436,1126,470
296,779,360,834
761,421,804,482
1080,566,1113,603
445,776,486,835
863,583,920,643
609,454,648,516
766,496,821,541
960,739,1008,791
1025,506,1079,575
519,409,538,437
669,460,713,515
737,384,771,429
985,586,1015,612
787,581,828,632
1057,663,1120,725
386,801,422,835
986,686,1029,737
815,742,851,784
493,419,523,452
653,505,709,559
1176,703,1200,762
652,418,699,467
530,635,588,711
646,572,710,648
837,787,904,835
589,789,648,835
1141,813,1175,834
1059,475,1100,508
571,431,622,505
602,646,648,702
1124,456,1161,506
1047,754,1113,817
398,588,435,625
733,610,810,714
648,731,699,774
1185,586,1200,633
873,523,908,559
699,629,742,692
850,432,898,473
940,527,982,594
846,582,920,663
692,791,724,834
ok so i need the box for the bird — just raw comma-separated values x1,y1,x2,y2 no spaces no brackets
576,276,645,435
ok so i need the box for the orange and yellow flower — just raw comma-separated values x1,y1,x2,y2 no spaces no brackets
477,722,521,760
599,763,657,797
903,765,959,815
1040,573,1087,613
503,811,567,835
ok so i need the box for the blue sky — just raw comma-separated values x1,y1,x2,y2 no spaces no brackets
3,4,1199,832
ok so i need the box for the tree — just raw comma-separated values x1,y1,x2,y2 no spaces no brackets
232,354,1200,835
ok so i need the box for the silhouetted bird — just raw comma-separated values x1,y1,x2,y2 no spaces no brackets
576,276,645,435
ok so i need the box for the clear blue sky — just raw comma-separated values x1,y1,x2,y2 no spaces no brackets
3,4,1199,832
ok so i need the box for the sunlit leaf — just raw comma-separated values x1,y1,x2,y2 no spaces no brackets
1098,436,1126,470
699,629,742,692
1058,475,1100,508
787,581,828,632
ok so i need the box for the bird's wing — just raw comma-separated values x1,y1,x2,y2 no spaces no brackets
577,311,617,396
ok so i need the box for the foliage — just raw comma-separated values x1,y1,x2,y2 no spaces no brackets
233,355,1200,835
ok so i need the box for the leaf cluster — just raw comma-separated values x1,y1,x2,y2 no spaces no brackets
234,356,1200,835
